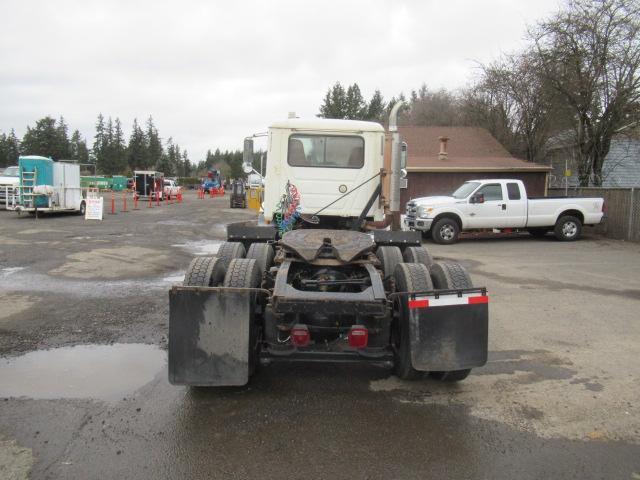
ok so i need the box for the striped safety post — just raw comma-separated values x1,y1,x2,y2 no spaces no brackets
133,192,139,210
122,191,128,212
109,191,117,215
156,191,160,206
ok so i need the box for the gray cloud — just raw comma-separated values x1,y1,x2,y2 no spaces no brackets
0,0,560,160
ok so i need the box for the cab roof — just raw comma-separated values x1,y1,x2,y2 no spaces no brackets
269,118,385,133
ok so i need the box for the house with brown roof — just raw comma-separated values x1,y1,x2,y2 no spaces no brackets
399,126,552,205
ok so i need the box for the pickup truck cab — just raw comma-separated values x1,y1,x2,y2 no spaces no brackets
163,179,181,198
0,166,20,209
405,179,604,244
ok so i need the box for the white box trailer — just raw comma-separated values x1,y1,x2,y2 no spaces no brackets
13,161,86,215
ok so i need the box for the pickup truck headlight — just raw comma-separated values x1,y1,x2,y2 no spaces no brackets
418,206,434,218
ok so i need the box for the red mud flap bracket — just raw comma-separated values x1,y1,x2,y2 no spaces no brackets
407,289,488,371
168,286,256,386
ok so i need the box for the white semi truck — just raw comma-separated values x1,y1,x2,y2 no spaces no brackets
405,179,605,243
168,103,489,387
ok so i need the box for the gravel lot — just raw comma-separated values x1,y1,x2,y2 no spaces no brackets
1,190,639,479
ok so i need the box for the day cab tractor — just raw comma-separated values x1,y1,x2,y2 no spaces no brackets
169,103,489,387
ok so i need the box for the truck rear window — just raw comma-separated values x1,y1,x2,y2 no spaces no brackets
288,134,364,169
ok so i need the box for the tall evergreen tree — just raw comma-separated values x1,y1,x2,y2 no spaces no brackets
318,82,348,119
93,114,106,168
345,84,366,119
112,118,127,173
69,129,89,163
146,116,163,169
366,90,386,122
127,118,147,170
21,116,65,159
0,129,21,167
55,116,71,159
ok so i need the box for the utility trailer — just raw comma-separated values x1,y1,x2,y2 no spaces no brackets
11,156,86,215
169,103,489,386
134,170,164,200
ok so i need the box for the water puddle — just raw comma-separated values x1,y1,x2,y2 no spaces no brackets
171,240,222,256
0,344,166,402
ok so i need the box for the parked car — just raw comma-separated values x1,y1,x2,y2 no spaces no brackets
405,179,605,243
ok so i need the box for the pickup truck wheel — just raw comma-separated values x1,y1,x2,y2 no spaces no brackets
223,258,261,375
431,218,460,244
428,262,474,382
183,256,226,287
216,241,246,268
246,243,274,277
403,246,434,268
554,215,582,241
393,263,433,380
376,246,403,280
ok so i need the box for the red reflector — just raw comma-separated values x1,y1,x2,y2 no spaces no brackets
291,324,310,347
408,299,429,309
348,325,368,349
468,295,489,304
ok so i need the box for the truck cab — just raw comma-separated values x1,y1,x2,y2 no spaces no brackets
262,118,386,226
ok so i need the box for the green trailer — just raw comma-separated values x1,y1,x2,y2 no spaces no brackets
111,175,128,191
81,176,111,190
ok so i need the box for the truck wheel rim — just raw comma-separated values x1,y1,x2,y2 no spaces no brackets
440,224,455,240
563,222,577,237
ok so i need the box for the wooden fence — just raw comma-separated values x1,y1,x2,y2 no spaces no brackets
549,187,639,241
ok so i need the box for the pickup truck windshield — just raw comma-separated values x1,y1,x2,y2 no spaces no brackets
452,181,480,199
2,166,18,177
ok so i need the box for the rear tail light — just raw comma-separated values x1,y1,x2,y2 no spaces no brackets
291,324,310,347
348,325,368,349
602,200,607,214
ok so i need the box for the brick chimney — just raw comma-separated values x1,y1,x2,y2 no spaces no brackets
438,136,449,160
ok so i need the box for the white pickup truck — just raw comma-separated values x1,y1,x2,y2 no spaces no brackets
0,166,20,209
404,179,604,244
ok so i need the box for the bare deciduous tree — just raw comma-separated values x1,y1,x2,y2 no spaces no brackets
530,0,640,185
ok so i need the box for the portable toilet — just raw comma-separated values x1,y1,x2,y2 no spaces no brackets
18,156,54,208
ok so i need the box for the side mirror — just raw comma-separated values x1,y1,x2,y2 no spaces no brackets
400,142,407,170
243,138,254,174
470,193,485,204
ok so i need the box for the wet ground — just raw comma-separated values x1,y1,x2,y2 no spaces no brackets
1,191,639,479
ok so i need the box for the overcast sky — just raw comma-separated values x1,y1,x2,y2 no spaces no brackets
0,0,561,161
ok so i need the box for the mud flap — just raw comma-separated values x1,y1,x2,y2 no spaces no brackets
409,303,488,371
169,287,253,386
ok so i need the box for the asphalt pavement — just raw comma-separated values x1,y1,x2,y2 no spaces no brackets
0,190,639,479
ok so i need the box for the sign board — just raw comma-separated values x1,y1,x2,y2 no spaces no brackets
85,197,103,220
564,169,572,177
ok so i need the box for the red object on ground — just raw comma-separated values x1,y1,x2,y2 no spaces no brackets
133,193,139,210
156,191,160,206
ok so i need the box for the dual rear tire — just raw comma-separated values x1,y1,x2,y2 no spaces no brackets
392,255,473,382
